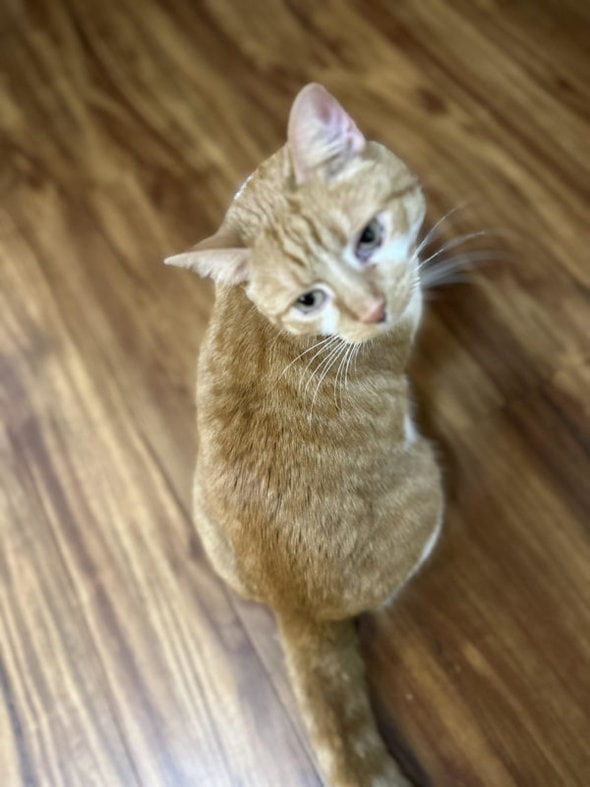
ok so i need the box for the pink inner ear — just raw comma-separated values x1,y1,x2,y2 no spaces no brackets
315,88,365,154
288,83,366,183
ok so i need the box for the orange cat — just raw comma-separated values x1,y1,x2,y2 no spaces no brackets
166,84,444,786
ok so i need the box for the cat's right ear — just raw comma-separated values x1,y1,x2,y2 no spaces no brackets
288,83,366,184
164,226,250,285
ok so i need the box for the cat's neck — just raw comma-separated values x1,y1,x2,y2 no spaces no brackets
210,285,420,383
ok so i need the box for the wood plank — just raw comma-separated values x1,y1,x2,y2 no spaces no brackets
0,0,588,785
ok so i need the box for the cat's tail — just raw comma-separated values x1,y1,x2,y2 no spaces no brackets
278,614,411,787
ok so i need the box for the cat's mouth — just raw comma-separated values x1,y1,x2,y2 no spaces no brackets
344,284,419,343
342,315,391,344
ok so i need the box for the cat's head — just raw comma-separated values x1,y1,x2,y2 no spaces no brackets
166,83,425,344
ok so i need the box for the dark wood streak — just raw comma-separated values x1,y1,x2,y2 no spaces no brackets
0,0,589,785
0,653,38,787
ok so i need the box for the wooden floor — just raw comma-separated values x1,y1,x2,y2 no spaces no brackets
1,1,589,785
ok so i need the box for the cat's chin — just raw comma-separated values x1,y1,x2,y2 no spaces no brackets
340,300,422,344
336,321,391,345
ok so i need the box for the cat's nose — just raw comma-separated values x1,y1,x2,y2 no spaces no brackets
359,297,386,324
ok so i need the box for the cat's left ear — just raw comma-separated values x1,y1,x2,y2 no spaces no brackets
164,225,250,285
288,83,366,184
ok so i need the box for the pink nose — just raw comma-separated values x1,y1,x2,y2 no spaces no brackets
359,297,386,324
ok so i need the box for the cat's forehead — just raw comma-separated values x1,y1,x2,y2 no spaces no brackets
282,198,349,247
266,174,381,245
236,143,416,252
255,201,348,274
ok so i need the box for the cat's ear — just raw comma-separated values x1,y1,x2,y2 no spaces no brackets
164,225,250,285
288,83,366,184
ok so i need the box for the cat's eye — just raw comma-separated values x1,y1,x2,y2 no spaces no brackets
355,218,383,261
294,289,327,314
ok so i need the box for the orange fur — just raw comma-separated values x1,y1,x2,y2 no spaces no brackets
167,84,444,786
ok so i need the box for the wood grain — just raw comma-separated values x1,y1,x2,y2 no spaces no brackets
0,1,588,785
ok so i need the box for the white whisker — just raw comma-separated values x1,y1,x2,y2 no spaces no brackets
279,334,335,379
352,343,361,379
343,343,357,399
419,230,499,268
420,250,500,288
308,340,346,419
334,342,351,408
303,339,343,401
415,201,471,256
344,343,356,400
298,336,340,393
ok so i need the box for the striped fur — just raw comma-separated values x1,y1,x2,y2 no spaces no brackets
168,85,444,785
